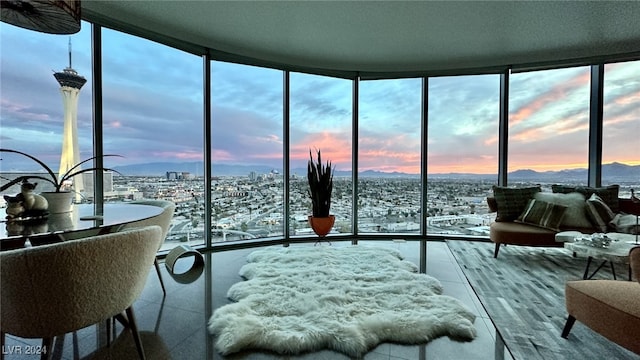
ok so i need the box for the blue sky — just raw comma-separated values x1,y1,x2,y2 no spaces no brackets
1,21,638,174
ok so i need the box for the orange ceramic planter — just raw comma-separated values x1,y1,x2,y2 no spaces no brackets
308,215,335,237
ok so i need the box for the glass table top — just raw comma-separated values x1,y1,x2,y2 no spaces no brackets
1,203,162,243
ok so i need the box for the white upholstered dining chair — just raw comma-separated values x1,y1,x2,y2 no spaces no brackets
121,200,176,296
0,225,162,360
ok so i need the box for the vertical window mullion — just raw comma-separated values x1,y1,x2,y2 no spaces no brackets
588,64,604,187
499,70,509,187
283,71,291,244
352,77,359,240
204,54,212,249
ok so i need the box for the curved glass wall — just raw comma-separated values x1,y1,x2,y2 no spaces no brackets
1,22,638,248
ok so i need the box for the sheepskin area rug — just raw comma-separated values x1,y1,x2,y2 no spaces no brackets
208,245,477,357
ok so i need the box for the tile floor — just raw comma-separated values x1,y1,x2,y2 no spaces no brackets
2,240,515,359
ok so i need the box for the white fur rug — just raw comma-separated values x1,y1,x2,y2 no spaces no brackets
208,245,477,357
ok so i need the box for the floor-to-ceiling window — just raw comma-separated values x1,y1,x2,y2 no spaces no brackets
211,61,283,242
289,73,353,236
508,67,591,188
358,79,422,234
101,29,204,250
427,75,500,236
602,60,640,197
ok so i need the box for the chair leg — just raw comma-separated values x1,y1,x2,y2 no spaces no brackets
561,315,576,338
493,243,500,258
154,258,167,296
1,331,5,360
41,337,53,360
126,307,146,360
115,311,129,327
106,318,112,346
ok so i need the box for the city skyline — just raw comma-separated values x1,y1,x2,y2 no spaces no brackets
1,22,638,174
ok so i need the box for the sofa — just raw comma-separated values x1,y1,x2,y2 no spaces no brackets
487,184,640,258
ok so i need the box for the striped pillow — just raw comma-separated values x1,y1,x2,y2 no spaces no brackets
516,199,567,231
585,193,615,232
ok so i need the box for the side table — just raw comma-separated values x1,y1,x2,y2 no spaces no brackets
564,233,637,280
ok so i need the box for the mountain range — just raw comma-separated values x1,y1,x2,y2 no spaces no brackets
111,161,640,181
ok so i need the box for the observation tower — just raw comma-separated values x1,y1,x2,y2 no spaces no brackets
53,39,86,200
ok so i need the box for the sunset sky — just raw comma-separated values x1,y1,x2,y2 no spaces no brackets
1,22,638,175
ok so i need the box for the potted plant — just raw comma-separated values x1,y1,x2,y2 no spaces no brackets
307,149,335,237
0,149,121,213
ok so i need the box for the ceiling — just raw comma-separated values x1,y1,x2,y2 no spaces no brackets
82,1,640,78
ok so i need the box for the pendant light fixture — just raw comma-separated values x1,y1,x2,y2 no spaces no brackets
1,0,81,34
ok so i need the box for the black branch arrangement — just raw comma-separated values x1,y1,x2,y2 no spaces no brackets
307,149,334,217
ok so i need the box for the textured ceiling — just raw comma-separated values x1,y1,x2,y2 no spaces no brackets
82,1,640,75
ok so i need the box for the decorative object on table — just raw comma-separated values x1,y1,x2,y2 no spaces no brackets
0,0,81,34
574,233,613,248
18,180,48,211
4,194,26,219
208,245,476,357
306,149,335,241
3,180,49,220
0,149,121,213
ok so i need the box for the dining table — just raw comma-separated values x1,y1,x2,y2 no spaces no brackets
1,203,164,250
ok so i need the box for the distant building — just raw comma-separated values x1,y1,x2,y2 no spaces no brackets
82,172,114,200
166,171,193,180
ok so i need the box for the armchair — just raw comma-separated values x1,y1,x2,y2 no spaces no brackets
561,246,640,354
0,226,162,360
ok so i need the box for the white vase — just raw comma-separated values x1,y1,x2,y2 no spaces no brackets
40,192,74,213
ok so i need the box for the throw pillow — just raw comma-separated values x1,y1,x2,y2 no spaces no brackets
609,213,640,234
516,199,567,232
534,192,592,229
551,184,620,213
492,185,542,222
585,193,615,232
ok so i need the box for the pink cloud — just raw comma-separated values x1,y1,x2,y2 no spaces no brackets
510,70,590,126
107,120,122,128
0,98,52,122
292,131,353,169
142,151,204,161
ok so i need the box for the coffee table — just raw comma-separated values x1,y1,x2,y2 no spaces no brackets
564,233,638,280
